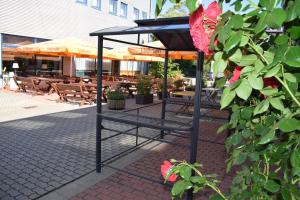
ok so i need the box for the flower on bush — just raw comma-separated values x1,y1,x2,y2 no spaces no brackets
189,1,222,55
263,77,279,88
229,66,242,84
160,160,177,182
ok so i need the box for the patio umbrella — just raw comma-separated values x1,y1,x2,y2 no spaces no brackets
128,41,198,60
16,37,100,58
107,46,164,62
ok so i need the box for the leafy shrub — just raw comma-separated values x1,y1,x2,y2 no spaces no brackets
107,91,125,100
136,76,152,95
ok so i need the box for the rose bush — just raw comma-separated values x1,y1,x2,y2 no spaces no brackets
157,0,300,199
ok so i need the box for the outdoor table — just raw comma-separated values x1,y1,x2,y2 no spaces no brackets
202,87,221,104
113,81,137,98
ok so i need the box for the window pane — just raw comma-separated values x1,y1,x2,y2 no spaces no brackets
109,0,117,14
142,11,147,19
92,0,100,9
120,2,127,17
76,0,87,4
133,8,139,20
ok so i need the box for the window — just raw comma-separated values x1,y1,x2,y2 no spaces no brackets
133,8,139,20
91,0,101,9
109,0,118,15
120,2,127,18
142,11,147,19
76,0,87,5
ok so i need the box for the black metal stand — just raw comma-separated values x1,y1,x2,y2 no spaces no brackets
95,36,205,200
187,52,204,200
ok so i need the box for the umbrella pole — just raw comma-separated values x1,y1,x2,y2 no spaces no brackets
70,54,73,77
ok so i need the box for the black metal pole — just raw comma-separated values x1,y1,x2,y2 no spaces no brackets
160,50,168,139
96,36,103,173
187,51,204,200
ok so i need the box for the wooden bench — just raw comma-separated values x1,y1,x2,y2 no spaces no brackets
55,83,94,106
14,76,43,95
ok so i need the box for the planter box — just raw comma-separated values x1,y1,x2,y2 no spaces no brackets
107,99,125,110
157,92,170,100
157,92,162,100
136,94,153,104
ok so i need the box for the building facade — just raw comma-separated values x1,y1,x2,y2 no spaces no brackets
0,0,151,79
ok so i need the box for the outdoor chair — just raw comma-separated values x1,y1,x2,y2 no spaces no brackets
56,83,94,106
14,76,43,95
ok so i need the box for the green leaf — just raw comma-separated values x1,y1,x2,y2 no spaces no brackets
255,11,268,34
220,88,236,109
278,118,300,132
291,149,300,169
269,98,285,111
258,129,275,144
186,0,200,13
229,14,243,29
241,107,254,120
284,73,297,83
264,51,275,64
233,153,247,165
234,1,242,11
179,166,191,180
241,66,254,75
254,100,269,115
265,65,280,77
284,46,300,67
218,26,232,45
212,59,227,76
236,79,252,100
281,188,292,200
239,54,257,66
239,35,249,47
275,35,289,45
229,49,242,63
171,180,187,196
260,0,277,11
190,176,206,184
264,180,280,193
248,75,263,90
224,31,243,53
254,59,265,73
260,87,278,96
286,1,298,22
267,8,287,29
287,26,300,40
214,52,223,61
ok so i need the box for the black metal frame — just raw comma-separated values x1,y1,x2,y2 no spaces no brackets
94,32,204,200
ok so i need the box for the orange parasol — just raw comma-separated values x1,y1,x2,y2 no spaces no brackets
128,41,198,60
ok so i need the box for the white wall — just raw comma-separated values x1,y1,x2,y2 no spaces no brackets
0,0,151,48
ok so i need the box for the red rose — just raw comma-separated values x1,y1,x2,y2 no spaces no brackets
263,77,279,88
229,66,242,84
189,1,222,55
160,160,177,183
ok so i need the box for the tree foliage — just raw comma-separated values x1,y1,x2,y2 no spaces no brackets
158,0,300,199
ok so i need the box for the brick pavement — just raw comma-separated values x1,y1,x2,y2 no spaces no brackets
71,118,233,200
0,101,167,200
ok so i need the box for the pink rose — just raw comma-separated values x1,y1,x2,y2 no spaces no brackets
189,1,222,55
160,160,177,183
229,66,242,84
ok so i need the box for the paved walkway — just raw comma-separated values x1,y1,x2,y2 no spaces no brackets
70,120,232,200
0,90,230,200
0,91,90,123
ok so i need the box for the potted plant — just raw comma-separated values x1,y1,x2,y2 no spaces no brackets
173,79,184,91
136,77,153,104
107,90,125,110
157,80,164,100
